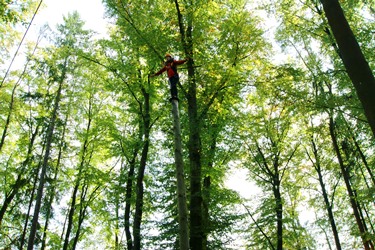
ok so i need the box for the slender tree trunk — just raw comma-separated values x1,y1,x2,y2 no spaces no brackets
115,195,120,250
63,182,79,250
63,109,92,250
41,111,67,250
20,162,41,250
27,59,67,249
310,139,342,250
0,125,38,226
352,136,375,187
329,117,373,250
132,87,151,250
321,0,375,137
124,152,137,250
273,170,283,250
171,98,190,250
0,34,40,153
71,184,88,250
0,81,19,152
0,175,27,226
40,170,58,250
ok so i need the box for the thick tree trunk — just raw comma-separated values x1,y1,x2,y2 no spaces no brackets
187,74,204,250
329,117,373,250
321,0,375,137
173,1,204,248
310,139,342,250
171,98,190,250
132,88,151,250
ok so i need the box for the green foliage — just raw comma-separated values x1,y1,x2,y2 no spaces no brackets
1,0,375,249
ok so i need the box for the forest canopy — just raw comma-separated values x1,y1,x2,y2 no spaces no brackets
1,0,375,249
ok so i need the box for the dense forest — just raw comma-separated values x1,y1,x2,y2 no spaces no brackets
1,0,375,249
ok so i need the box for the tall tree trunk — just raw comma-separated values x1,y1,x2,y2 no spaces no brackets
115,194,120,250
124,150,137,250
0,81,19,152
273,167,283,250
63,106,92,250
351,135,375,187
321,0,375,137
40,170,58,250
171,98,190,250
63,182,79,250
329,117,373,250
27,59,67,249
0,34,40,153
132,87,151,250
0,175,27,226
173,1,203,248
71,183,88,250
256,143,284,250
0,125,38,226
20,159,42,250
310,139,342,250
41,111,67,250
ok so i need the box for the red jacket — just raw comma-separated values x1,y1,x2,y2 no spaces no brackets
154,59,187,78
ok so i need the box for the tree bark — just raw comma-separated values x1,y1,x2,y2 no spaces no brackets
20,166,40,250
273,168,283,250
27,58,67,250
132,86,151,250
173,1,204,248
0,124,38,227
321,0,375,137
41,111,67,250
63,103,92,250
171,98,190,250
124,150,137,250
310,139,342,250
329,117,373,250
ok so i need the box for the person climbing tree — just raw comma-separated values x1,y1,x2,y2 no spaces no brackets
150,53,188,100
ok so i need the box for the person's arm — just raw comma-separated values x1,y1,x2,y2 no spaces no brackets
174,58,188,65
150,66,166,77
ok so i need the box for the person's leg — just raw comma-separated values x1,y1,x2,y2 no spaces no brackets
169,77,179,99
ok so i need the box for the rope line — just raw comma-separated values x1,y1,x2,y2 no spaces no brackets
0,0,44,88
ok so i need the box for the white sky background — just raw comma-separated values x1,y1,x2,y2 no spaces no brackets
33,0,108,35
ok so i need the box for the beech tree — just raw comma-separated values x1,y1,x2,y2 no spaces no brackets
1,1,375,249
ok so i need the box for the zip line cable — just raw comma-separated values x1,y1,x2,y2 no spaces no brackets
0,0,44,88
